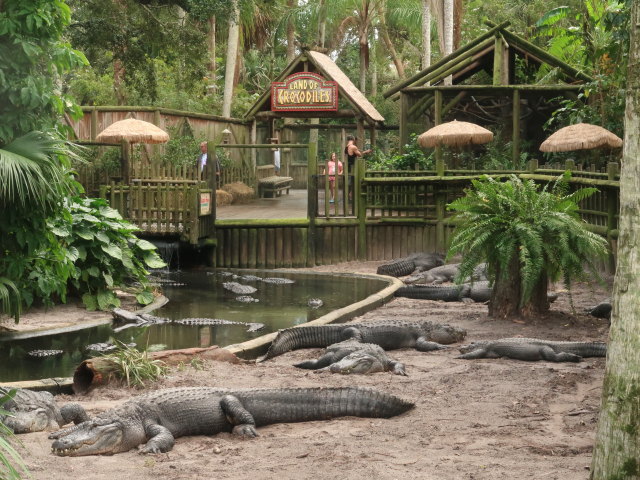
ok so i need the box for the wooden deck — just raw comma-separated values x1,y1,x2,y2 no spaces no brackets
217,189,308,219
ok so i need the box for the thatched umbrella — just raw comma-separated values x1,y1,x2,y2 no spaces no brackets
96,119,170,182
539,123,622,152
418,120,494,148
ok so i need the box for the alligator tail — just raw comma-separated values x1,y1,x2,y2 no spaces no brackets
256,326,348,362
394,285,462,301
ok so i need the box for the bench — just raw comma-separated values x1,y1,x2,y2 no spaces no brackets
258,175,293,198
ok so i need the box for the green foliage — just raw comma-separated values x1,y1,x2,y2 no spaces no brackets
447,174,609,306
0,390,29,480
159,124,203,167
367,134,434,171
0,0,88,143
49,197,166,311
0,278,21,323
102,342,169,387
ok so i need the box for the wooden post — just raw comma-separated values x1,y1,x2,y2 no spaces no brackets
307,141,318,266
512,89,521,166
493,35,509,85
528,158,538,173
434,90,443,171
399,92,409,153
565,159,575,171
121,139,130,184
435,189,446,253
250,119,257,169
90,108,98,140
357,156,367,260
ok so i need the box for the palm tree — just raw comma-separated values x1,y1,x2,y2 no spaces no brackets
447,175,609,318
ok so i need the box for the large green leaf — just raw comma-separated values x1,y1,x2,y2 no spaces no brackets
143,252,167,269
136,289,155,305
101,244,122,259
135,239,158,251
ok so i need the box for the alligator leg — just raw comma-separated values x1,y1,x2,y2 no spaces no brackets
60,404,90,425
415,338,449,352
294,352,340,370
220,395,258,437
140,423,176,453
538,346,582,362
389,361,408,376
339,326,364,342
456,348,499,359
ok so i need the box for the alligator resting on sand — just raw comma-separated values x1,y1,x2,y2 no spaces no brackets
0,388,89,433
395,281,559,304
457,338,607,362
112,308,264,332
376,253,445,278
49,386,414,456
295,339,407,375
257,320,467,362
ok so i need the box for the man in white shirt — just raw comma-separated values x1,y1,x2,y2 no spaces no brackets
270,137,281,175
198,141,221,186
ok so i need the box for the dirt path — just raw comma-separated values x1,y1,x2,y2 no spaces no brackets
13,261,610,480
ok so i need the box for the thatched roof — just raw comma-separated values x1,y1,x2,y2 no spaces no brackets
96,118,169,144
418,120,494,148
245,50,384,124
539,123,623,152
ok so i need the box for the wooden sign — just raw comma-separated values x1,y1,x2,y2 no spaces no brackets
271,72,338,112
199,192,211,216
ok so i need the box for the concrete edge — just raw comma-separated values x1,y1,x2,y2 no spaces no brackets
224,272,404,360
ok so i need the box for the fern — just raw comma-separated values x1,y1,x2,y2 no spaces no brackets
447,175,609,310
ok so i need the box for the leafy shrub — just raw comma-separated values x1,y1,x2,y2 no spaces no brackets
102,343,169,387
0,390,29,480
367,134,434,171
49,197,166,311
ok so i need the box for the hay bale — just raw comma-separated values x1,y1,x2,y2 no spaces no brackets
222,182,255,204
216,189,233,206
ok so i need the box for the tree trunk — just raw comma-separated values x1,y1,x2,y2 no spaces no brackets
359,29,368,95
286,0,296,62
453,0,464,50
590,1,640,477
113,58,126,105
222,0,239,117
318,0,326,48
422,0,431,71
488,251,521,318
377,4,404,78
443,0,454,85
207,16,216,94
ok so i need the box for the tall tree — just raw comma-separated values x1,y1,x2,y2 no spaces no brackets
422,0,431,70
222,0,239,117
443,0,453,85
590,0,640,477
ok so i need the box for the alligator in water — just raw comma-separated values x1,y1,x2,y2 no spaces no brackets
222,282,258,294
295,339,407,375
307,298,323,308
261,277,295,284
0,388,89,433
49,386,414,456
456,338,607,362
111,308,264,332
235,295,259,303
27,349,64,357
376,253,445,278
257,320,466,362
395,281,558,304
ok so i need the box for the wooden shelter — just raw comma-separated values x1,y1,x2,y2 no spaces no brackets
384,21,594,172
245,48,386,160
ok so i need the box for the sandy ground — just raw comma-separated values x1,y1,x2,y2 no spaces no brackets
9,260,611,480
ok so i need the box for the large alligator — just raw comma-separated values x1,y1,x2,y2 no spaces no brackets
395,281,558,304
222,282,258,294
0,387,89,433
257,320,466,362
404,263,489,285
49,386,414,456
295,339,407,375
376,253,445,278
112,308,264,332
457,338,607,362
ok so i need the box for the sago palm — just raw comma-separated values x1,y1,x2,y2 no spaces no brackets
447,174,609,318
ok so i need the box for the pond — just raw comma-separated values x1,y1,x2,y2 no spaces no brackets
0,270,388,382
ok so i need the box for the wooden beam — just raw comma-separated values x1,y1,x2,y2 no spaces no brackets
492,35,509,85
512,89,521,165
255,109,358,119
283,123,398,131
383,20,511,98
399,92,409,153
403,84,586,94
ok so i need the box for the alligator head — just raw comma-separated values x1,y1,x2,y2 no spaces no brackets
49,415,145,456
328,352,385,375
429,323,467,344
1,390,61,433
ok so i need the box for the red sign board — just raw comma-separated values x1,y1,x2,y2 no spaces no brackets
271,72,338,112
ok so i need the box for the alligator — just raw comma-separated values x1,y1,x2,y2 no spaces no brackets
308,298,324,308
586,298,612,320
27,349,63,357
0,387,89,433
257,320,467,362
261,277,295,284
111,308,264,332
395,281,558,304
376,252,445,278
222,282,258,294
294,339,407,375
235,295,259,303
457,338,607,362
48,386,414,456
404,263,461,284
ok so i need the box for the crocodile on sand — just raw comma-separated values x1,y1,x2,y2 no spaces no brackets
49,386,414,456
457,338,607,362
376,252,445,278
257,320,467,362
112,308,264,332
0,387,89,433
294,339,407,375
395,281,558,304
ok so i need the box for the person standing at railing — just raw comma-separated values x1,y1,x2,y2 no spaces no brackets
344,135,371,200
198,141,221,187
322,152,343,203
270,137,281,176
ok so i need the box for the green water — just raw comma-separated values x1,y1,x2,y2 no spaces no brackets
0,270,387,382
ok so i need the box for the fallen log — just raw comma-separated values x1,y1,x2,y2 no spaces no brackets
72,346,243,393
